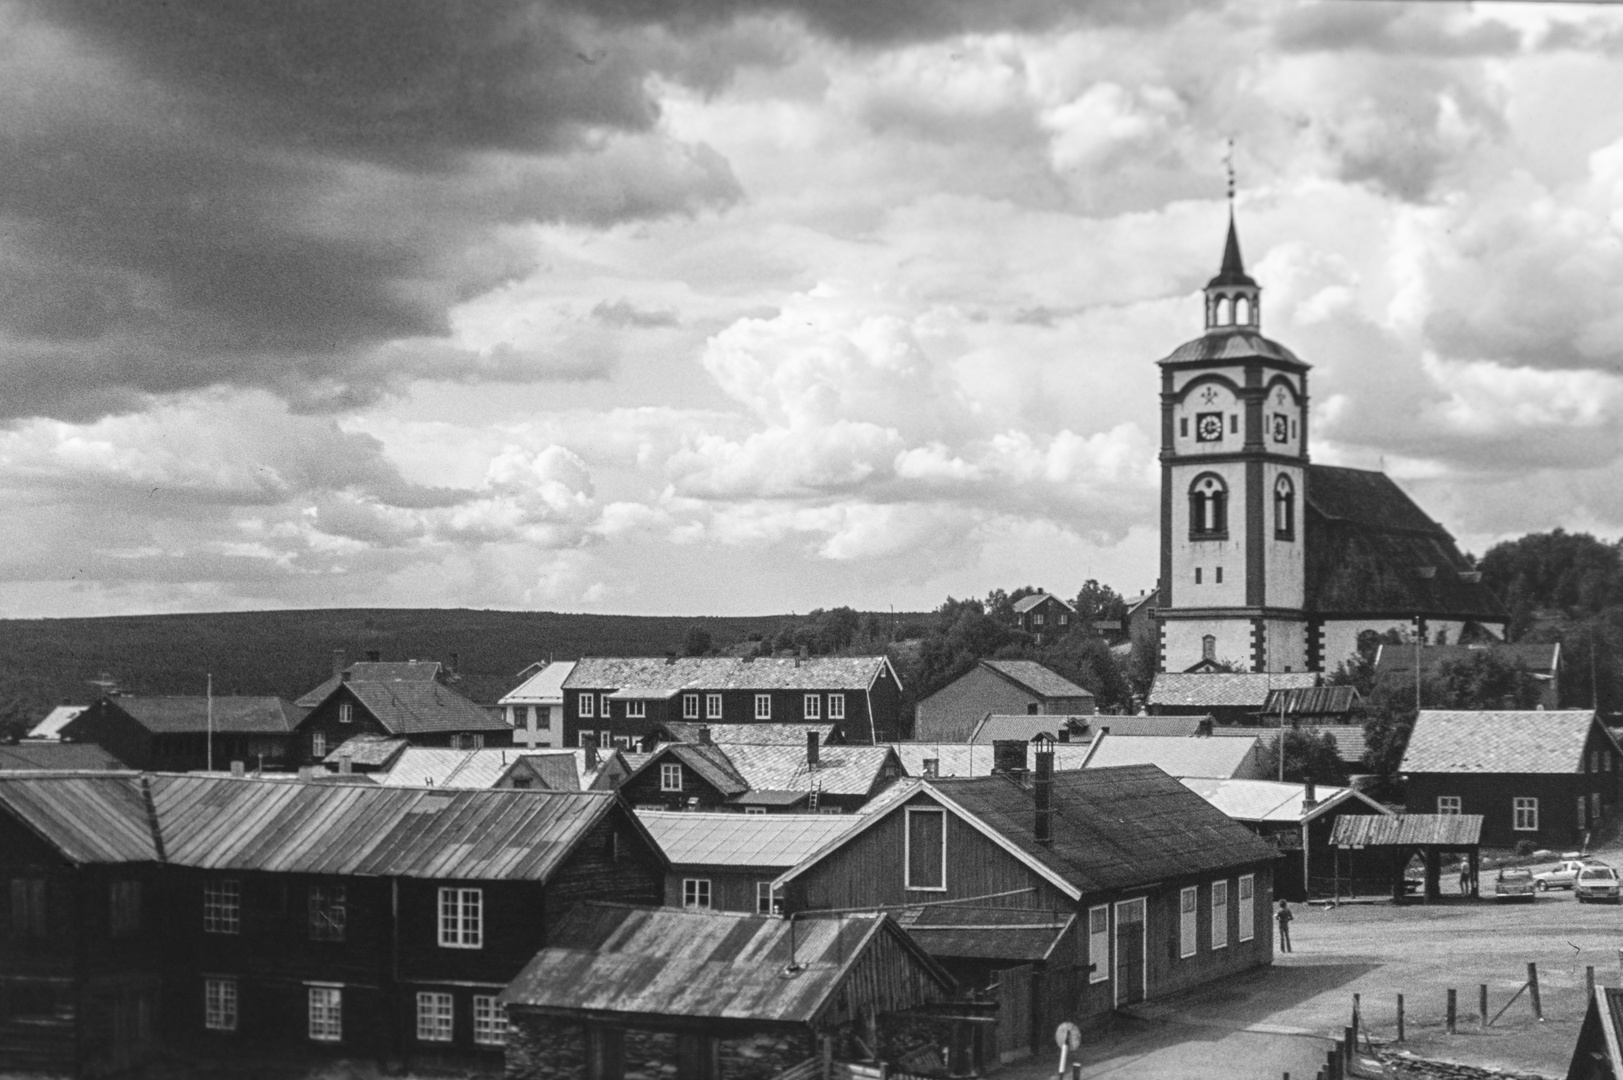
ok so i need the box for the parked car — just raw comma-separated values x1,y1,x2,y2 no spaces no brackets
1534,859,1602,891
1576,866,1622,904
1495,867,1537,903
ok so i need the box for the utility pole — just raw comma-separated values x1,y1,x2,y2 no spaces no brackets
206,673,214,773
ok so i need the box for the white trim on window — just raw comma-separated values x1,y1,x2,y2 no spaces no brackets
757,881,782,915
661,763,683,792
598,693,611,717
203,879,240,935
308,986,342,1042
904,806,947,892
827,694,845,720
706,693,723,720
437,887,483,949
1437,796,1461,815
682,878,712,909
1238,874,1255,942
204,978,237,1032
416,992,453,1043
683,694,700,720
473,995,507,1046
311,731,326,759
338,702,352,724
1179,886,1197,959
579,692,595,718
1087,905,1109,985
626,700,646,719
754,694,771,720
804,694,821,719
1211,880,1229,950
1514,797,1539,832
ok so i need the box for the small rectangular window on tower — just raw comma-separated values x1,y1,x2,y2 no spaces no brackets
1194,568,1202,584
1230,414,1238,433
1215,567,1223,584
1179,417,1188,438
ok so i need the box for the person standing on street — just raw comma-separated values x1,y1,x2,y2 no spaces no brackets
1459,864,1472,896
1276,899,1293,952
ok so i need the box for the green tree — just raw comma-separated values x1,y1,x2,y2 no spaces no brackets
1257,729,1349,786
681,625,713,657
1073,579,1127,627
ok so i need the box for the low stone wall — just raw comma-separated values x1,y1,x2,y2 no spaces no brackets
506,1012,585,1080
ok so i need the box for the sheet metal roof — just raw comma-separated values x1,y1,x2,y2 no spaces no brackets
1149,673,1319,709
1331,813,1483,847
1260,686,1360,717
0,773,159,864
26,705,87,740
637,811,860,868
721,744,899,797
100,696,304,734
893,906,1075,962
1178,777,1393,825
501,903,953,1023
499,661,576,706
1401,710,1605,774
980,660,1092,699
660,722,837,746
566,656,897,693
296,661,444,708
324,734,410,768
1083,733,1262,779
1074,716,1206,738
887,742,1093,779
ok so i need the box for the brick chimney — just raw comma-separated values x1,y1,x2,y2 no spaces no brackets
697,725,711,745
1034,745,1054,846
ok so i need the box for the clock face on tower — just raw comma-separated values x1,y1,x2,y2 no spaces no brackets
1272,413,1289,444
1196,412,1224,442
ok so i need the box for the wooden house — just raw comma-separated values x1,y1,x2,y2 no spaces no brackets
1400,710,1622,848
621,736,902,815
619,743,751,812
292,661,512,764
1147,673,1318,726
60,696,302,772
773,760,1278,1058
562,656,904,749
635,811,859,913
1081,731,1267,780
500,904,962,1080
499,661,576,750
652,721,840,747
889,741,1093,780
1566,985,1623,1080
915,660,1095,743
1010,592,1076,643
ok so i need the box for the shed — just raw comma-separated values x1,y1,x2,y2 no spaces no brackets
638,810,860,913
1147,673,1318,726
914,661,1095,743
500,903,960,1080
1331,813,1484,903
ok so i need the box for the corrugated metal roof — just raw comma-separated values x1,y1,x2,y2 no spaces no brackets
296,661,444,708
637,811,860,868
500,903,953,1023
565,656,895,693
661,722,837,746
1401,710,1602,774
1149,673,1319,709
1083,733,1261,779
721,744,898,797
498,661,576,705
981,660,1091,700
0,773,159,864
0,742,128,771
1331,813,1483,847
888,743,1093,779
104,696,304,734
1260,686,1360,717
1179,777,1393,824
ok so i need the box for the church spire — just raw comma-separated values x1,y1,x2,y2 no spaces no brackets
1204,143,1260,333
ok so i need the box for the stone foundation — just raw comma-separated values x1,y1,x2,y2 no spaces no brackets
507,1013,814,1080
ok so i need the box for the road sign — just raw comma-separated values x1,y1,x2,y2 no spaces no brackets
1054,1022,1081,1051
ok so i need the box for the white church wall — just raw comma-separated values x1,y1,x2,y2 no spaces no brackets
1163,619,1254,673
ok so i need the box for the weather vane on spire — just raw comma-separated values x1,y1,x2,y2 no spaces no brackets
1224,138,1236,204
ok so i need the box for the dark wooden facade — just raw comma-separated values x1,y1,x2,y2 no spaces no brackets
293,683,513,766
61,699,292,772
566,684,904,749
1406,757,1622,849
619,757,734,812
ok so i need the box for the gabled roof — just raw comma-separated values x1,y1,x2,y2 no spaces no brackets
1373,643,1559,679
91,696,305,735
26,705,87,740
966,714,1079,745
498,661,576,706
1013,593,1074,615
322,678,509,735
296,660,443,709
720,743,899,797
1082,732,1262,779
1400,710,1609,775
979,660,1093,700
0,772,158,864
0,742,128,771
1330,813,1482,847
658,722,838,746
1567,986,1623,1080
500,903,953,1024
637,811,860,868
888,742,1093,779
565,655,899,694
498,748,625,792
1178,777,1394,825
631,743,750,797
1149,673,1318,709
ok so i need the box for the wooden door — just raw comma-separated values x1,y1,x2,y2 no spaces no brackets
992,963,1035,1062
1115,898,1146,1006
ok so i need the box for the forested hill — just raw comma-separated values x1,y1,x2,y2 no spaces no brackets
0,608,802,718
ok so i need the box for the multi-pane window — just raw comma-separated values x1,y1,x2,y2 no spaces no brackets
757,881,782,915
473,995,507,1046
1211,881,1229,950
682,878,712,909
311,732,326,760
1189,473,1229,537
683,694,699,719
1033,612,1044,626
205,977,238,1032
598,694,611,717
110,880,141,937
1437,796,1461,815
754,694,771,720
416,992,453,1042
203,880,240,934
309,885,346,942
905,807,946,891
1514,798,1539,832
706,693,723,720
10,878,46,937
579,692,595,718
1179,886,1197,958
1274,475,1295,540
804,694,821,719
308,987,342,1042
1238,874,1255,942
627,700,646,719
1088,906,1110,984
438,888,483,949
339,703,353,724
661,763,683,792
827,694,845,720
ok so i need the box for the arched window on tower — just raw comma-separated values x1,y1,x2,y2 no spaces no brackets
1216,297,1231,326
1274,474,1295,540
1235,296,1251,325
1189,474,1229,538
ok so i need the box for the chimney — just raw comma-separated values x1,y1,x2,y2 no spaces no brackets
366,649,381,663
449,651,460,675
923,758,939,779
297,765,315,782
1034,746,1054,846
339,750,353,775
1302,780,1318,809
230,760,245,777
583,736,599,770
806,729,820,768
331,649,346,678
1057,727,1070,743
665,653,677,665
992,739,1027,777
340,670,351,683
697,725,711,745
1197,718,1213,737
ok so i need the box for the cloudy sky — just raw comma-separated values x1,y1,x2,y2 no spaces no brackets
2,0,1621,618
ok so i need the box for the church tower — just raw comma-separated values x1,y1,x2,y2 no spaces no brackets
1155,213,1311,673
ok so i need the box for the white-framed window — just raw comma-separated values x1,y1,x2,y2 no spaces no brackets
744,807,766,816
1514,798,1539,832
754,694,771,720
627,700,646,719
1211,880,1229,950
578,730,599,749
338,703,352,724
683,694,699,719
308,885,346,942
1033,612,1044,626
828,694,845,720
203,879,240,934
599,693,611,717
1179,886,1197,958
1238,874,1255,942
311,732,326,760
437,887,482,949
1437,796,1461,815
1087,905,1109,984
706,693,723,720
905,807,947,891
308,986,342,1042
416,992,453,1042
819,807,844,815
682,878,712,909
579,692,595,718
804,694,821,719
204,978,237,1032
473,995,507,1046
757,881,782,915
661,763,683,791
